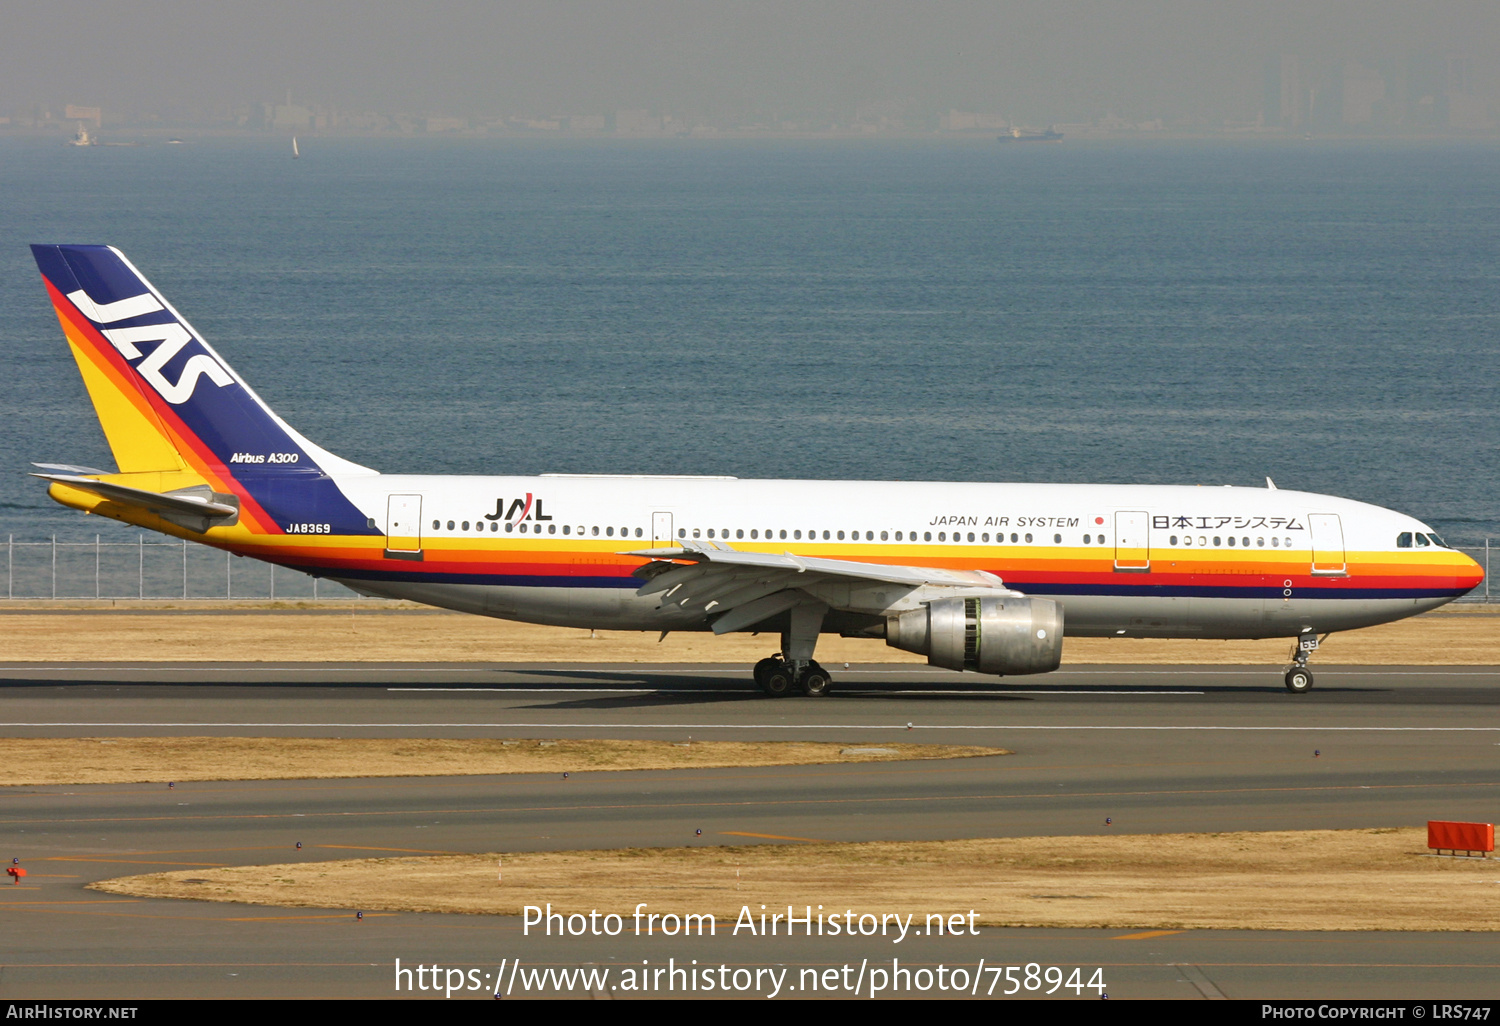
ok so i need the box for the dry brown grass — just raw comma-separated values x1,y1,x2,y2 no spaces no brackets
0,738,1003,786
0,604,1498,664
91,828,1500,932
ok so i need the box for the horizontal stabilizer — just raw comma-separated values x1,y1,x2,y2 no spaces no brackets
32,462,110,475
32,473,239,533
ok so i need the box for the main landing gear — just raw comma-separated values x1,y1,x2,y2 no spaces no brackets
752,602,834,697
1284,631,1326,694
753,656,832,697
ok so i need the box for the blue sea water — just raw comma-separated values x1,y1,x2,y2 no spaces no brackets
2,137,1498,543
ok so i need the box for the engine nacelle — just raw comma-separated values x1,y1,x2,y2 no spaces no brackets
885,596,1063,675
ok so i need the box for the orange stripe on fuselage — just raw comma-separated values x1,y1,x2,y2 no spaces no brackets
209,536,1480,596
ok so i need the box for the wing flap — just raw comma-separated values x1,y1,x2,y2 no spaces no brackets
624,542,1007,589
625,540,1013,629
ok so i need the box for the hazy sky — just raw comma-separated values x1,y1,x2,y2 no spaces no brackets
6,2,1500,122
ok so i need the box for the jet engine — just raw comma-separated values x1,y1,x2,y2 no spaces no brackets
884,596,1063,675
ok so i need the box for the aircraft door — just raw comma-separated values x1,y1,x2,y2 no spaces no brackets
652,512,674,547
1309,513,1346,575
385,494,423,555
1114,511,1150,571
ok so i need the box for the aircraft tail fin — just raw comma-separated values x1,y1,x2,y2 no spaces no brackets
32,245,379,537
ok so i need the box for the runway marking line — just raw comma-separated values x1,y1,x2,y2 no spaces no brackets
0,899,140,905
719,831,827,843
6,959,1499,970
220,913,399,922
40,846,293,858
4,665,1497,677
315,844,466,855
9,722,1500,732
7,778,1500,827
45,857,228,867
6,906,396,923
1114,930,1185,940
384,688,1208,695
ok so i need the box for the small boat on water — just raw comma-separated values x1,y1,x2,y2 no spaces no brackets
997,127,1063,143
69,123,95,147
292,137,299,159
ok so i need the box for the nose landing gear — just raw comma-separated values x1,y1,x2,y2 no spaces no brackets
1284,631,1325,694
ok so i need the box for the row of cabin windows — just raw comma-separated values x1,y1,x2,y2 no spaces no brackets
1167,535,1295,548
435,520,642,537
679,527,1095,544
423,522,1460,553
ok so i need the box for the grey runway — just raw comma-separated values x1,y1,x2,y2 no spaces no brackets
3,662,1499,999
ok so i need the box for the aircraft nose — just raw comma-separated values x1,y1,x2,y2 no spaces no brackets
1458,551,1486,593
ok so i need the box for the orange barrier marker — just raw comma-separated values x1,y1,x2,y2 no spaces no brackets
6,867,26,884
1428,820,1495,857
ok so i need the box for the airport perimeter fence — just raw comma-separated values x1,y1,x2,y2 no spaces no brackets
1,535,360,601
0,534,1494,604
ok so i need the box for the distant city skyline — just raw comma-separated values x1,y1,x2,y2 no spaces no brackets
4,2,1498,135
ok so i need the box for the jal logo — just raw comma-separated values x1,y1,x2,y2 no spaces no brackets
69,288,233,405
484,493,553,523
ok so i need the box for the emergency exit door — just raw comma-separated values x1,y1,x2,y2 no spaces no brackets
1309,513,1346,575
652,512,674,548
1114,510,1150,571
385,494,423,557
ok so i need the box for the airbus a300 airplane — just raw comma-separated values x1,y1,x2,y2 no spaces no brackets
28,245,1484,695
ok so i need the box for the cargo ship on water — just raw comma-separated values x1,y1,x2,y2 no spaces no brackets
997,127,1063,143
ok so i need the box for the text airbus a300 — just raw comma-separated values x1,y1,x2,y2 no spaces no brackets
28,245,1483,695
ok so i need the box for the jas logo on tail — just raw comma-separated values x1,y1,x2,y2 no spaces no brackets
69,289,233,405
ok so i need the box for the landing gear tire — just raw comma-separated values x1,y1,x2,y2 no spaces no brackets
753,657,780,691
799,665,832,697
761,663,795,697
1284,668,1314,694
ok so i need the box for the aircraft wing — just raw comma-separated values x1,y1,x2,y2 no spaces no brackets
623,540,1012,634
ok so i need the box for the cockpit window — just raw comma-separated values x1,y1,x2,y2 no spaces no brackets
1397,532,1412,548
1414,532,1430,547
1427,532,1449,548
